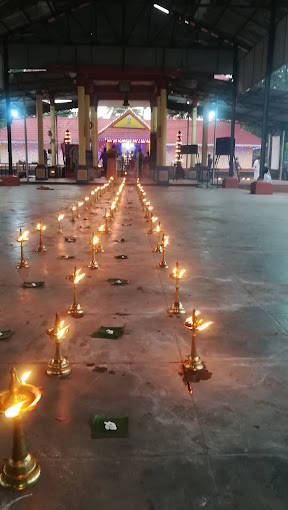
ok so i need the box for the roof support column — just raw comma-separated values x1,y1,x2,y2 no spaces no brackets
260,1,277,179
150,99,157,169
229,47,238,177
36,91,45,167
3,40,12,175
90,95,98,170
201,98,209,167
50,96,56,167
84,91,90,151
191,100,197,168
77,84,86,167
160,88,167,166
156,93,161,166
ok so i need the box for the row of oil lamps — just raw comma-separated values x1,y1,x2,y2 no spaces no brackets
15,178,117,265
136,178,213,373
0,177,127,490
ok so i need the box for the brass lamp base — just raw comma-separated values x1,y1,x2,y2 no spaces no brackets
158,261,168,268
17,260,29,269
68,303,84,318
184,356,204,371
88,260,99,269
168,301,185,314
36,245,46,252
0,453,40,491
47,357,71,377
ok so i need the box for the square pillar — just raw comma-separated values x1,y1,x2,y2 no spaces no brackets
160,88,167,166
77,84,88,182
202,98,209,167
36,91,47,180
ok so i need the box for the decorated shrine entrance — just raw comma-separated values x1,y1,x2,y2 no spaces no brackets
98,109,151,157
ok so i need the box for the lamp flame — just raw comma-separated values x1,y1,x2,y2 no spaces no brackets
197,321,213,331
148,206,153,211
98,224,105,232
78,201,83,207
17,230,29,242
85,197,89,202
58,214,64,221
92,235,99,245
5,401,26,418
20,371,31,384
173,267,186,278
164,236,169,247
57,324,69,340
74,268,85,284
72,206,76,211
151,217,158,223
36,223,46,231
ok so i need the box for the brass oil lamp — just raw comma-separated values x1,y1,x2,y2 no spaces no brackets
168,262,186,313
144,201,150,218
158,233,169,268
146,205,153,223
35,221,46,252
76,201,83,219
84,196,89,210
148,216,158,235
46,313,71,376
57,214,64,234
67,266,85,318
88,233,99,269
16,229,29,268
0,368,41,490
103,209,111,233
71,206,77,222
184,310,213,371
153,222,163,252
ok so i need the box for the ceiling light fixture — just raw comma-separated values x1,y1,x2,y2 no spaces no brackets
153,4,169,14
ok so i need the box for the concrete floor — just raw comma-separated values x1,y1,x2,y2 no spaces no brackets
0,183,288,509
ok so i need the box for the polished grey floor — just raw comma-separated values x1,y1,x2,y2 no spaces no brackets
0,183,287,509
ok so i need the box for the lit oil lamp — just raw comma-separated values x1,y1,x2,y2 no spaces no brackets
148,216,158,235
97,223,105,251
145,202,151,219
168,262,187,313
77,201,83,219
158,233,169,268
88,233,99,269
153,222,163,252
90,190,96,207
84,196,89,210
57,214,64,234
67,267,85,318
142,198,148,211
16,229,29,268
71,206,77,222
103,209,111,233
184,309,213,371
0,368,41,490
35,221,46,252
146,205,153,223
110,201,116,219
46,313,71,376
